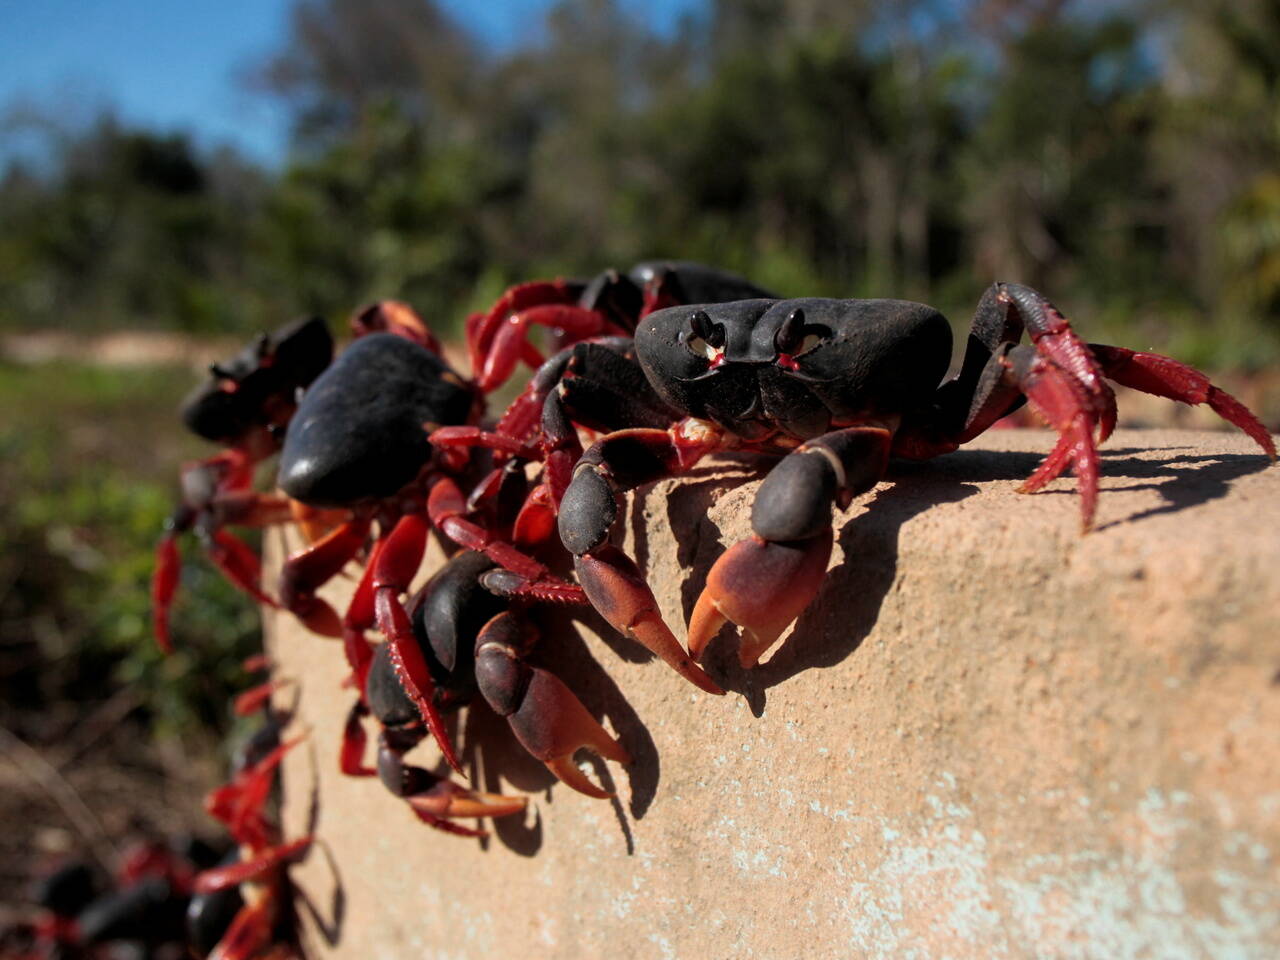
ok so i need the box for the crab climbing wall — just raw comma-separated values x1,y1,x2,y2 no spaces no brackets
267,429,1280,960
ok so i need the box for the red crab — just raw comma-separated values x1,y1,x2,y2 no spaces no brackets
273,303,588,776
189,721,311,960
542,283,1275,673
152,317,333,652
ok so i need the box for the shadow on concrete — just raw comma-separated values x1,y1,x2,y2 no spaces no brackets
624,442,1273,716
294,841,345,951
292,737,345,950
693,463,982,713
1052,447,1272,531
347,440,1272,856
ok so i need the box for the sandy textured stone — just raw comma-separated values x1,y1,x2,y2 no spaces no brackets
266,429,1280,960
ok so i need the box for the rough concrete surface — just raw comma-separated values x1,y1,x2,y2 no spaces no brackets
265,429,1280,960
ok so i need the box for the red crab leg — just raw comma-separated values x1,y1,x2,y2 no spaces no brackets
206,898,273,960
152,534,181,654
520,339,546,370
427,478,586,603
512,483,558,548
405,779,529,821
377,730,527,832
467,280,579,376
279,518,370,637
371,513,464,775
242,653,272,673
209,530,278,608
232,679,292,717
478,304,611,392
1090,345,1277,460
193,837,313,894
429,425,540,460
338,542,382,693
1002,347,1102,530
340,702,376,777
475,611,631,798
206,735,306,847
1016,430,1073,493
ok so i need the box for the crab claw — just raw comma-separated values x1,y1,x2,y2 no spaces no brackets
475,611,633,799
688,528,834,669
508,667,633,799
575,544,724,695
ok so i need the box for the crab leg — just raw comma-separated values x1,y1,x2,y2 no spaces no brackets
340,702,377,777
278,517,370,637
688,425,892,667
193,838,312,895
559,423,725,694
151,457,295,652
204,897,274,960
370,512,465,775
151,535,182,654
205,735,306,847
995,326,1274,531
475,611,630,798
468,280,581,389
427,477,586,604
232,678,292,717
377,729,527,835
479,304,623,392
208,530,278,609
1090,345,1276,459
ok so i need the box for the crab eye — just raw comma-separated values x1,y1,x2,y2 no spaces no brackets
684,309,725,362
686,335,720,361
774,308,829,357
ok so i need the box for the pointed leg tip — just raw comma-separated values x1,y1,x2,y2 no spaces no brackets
546,755,615,799
687,534,831,674
626,615,723,694
687,593,727,663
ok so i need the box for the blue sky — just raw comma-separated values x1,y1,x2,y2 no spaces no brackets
0,0,701,164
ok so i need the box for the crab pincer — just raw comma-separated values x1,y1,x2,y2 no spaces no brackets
475,610,631,798
345,549,627,813
688,425,891,666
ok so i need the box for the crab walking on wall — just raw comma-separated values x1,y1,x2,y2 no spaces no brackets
154,266,1275,848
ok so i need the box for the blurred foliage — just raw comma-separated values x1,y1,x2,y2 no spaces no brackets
0,0,1277,371
0,362,262,744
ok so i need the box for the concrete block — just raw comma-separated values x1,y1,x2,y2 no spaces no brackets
266,429,1280,959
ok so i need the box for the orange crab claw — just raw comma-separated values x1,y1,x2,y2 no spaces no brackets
688,528,834,669
575,545,724,695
